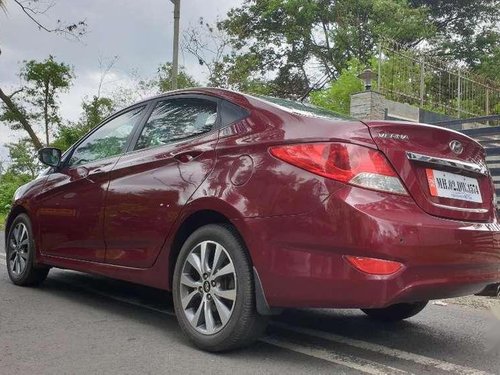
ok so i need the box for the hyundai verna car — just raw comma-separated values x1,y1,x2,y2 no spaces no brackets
5,88,500,351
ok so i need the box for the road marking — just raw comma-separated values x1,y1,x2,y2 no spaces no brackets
14,271,492,375
262,337,410,375
271,322,492,375
57,281,409,375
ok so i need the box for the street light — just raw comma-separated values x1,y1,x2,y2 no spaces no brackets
357,68,378,91
170,0,180,90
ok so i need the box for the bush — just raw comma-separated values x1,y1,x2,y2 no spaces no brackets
0,172,32,215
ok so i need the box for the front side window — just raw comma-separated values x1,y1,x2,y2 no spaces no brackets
135,98,217,150
68,106,145,166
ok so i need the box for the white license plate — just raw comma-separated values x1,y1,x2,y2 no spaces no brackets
426,169,482,203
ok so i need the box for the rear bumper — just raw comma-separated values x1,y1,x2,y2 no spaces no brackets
242,186,500,309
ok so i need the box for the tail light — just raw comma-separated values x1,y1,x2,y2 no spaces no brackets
345,256,403,275
269,142,407,195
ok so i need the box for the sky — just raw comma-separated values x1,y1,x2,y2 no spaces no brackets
0,0,243,162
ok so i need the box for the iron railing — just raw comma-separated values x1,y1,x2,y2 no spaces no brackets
377,39,500,119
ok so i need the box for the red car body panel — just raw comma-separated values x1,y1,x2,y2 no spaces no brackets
6,88,500,310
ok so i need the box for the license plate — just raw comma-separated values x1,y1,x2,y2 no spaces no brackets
426,169,482,203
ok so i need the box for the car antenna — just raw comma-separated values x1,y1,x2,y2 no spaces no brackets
299,73,331,102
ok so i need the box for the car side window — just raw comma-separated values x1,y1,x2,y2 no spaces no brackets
135,98,217,150
68,106,145,166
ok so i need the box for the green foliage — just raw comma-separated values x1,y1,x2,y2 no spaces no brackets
6,140,41,179
1,55,73,146
52,95,115,151
218,0,500,97
310,60,365,115
474,46,500,82
157,63,198,92
0,171,32,215
220,0,433,97
0,139,41,215
0,212,6,230
410,0,500,72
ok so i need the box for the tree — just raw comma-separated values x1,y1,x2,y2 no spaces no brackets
410,0,500,71
1,0,87,40
6,139,40,179
310,60,365,115
0,0,87,150
0,56,73,147
183,17,231,87
157,62,198,91
52,96,115,152
220,0,432,97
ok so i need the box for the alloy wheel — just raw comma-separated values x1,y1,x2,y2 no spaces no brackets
8,222,30,276
179,240,237,335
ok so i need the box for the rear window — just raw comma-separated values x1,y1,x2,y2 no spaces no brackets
253,95,354,121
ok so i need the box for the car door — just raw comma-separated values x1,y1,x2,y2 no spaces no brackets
37,105,147,262
103,96,220,267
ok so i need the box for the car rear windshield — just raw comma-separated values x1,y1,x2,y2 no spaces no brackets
254,95,355,121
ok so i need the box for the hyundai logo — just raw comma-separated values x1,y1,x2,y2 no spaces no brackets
449,140,464,155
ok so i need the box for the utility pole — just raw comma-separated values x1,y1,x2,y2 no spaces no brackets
170,0,180,90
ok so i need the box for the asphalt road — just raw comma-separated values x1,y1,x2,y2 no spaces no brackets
1,231,500,374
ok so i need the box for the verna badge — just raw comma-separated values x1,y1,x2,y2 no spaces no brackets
378,132,409,141
449,140,464,155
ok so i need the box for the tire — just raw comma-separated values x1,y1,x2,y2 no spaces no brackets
6,214,49,286
361,301,428,322
173,224,268,352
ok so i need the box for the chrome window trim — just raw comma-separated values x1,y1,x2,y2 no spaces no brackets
406,151,488,176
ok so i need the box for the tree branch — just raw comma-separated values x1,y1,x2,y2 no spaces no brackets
8,88,24,98
0,86,43,150
13,0,87,40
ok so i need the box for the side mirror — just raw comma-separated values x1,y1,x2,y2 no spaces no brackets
38,147,62,167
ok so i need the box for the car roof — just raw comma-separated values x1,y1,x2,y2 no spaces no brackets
133,88,353,121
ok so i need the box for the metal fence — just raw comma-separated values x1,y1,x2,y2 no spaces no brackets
377,38,500,119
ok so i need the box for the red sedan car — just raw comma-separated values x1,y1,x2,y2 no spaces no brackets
5,88,500,351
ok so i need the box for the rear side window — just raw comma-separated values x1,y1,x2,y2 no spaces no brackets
135,98,217,150
254,95,353,121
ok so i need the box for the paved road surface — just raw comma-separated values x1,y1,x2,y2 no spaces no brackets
1,231,500,374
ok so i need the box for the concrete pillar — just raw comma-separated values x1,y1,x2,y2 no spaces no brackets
350,91,386,120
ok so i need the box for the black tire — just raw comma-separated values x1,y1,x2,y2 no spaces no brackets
173,224,268,352
361,301,428,322
6,214,49,286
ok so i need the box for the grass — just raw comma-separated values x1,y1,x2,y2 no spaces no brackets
0,213,6,231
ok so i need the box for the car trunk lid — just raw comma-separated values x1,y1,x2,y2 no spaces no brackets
364,120,495,222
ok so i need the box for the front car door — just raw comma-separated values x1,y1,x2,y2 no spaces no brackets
37,105,147,262
103,96,220,267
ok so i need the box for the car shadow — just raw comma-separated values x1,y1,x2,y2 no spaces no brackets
28,268,500,367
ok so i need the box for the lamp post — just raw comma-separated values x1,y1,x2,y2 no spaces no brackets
357,68,378,91
170,0,180,90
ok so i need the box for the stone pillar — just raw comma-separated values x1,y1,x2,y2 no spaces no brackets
350,91,386,120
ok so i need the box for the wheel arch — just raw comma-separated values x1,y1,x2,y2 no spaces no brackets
5,205,29,241
168,208,249,288
168,206,281,315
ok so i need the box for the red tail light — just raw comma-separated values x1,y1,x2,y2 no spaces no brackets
345,256,403,275
269,142,407,195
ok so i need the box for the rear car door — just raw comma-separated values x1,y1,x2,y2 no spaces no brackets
37,105,146,262
103,95,220,267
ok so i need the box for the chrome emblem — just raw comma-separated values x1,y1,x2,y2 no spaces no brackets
378,132,409,141
449,140,464,155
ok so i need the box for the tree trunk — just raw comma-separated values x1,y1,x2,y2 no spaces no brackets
0,87,43,150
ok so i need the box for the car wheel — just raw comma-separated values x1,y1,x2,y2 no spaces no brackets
361,301,428,322
6,214,49,286
173,224,268,352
